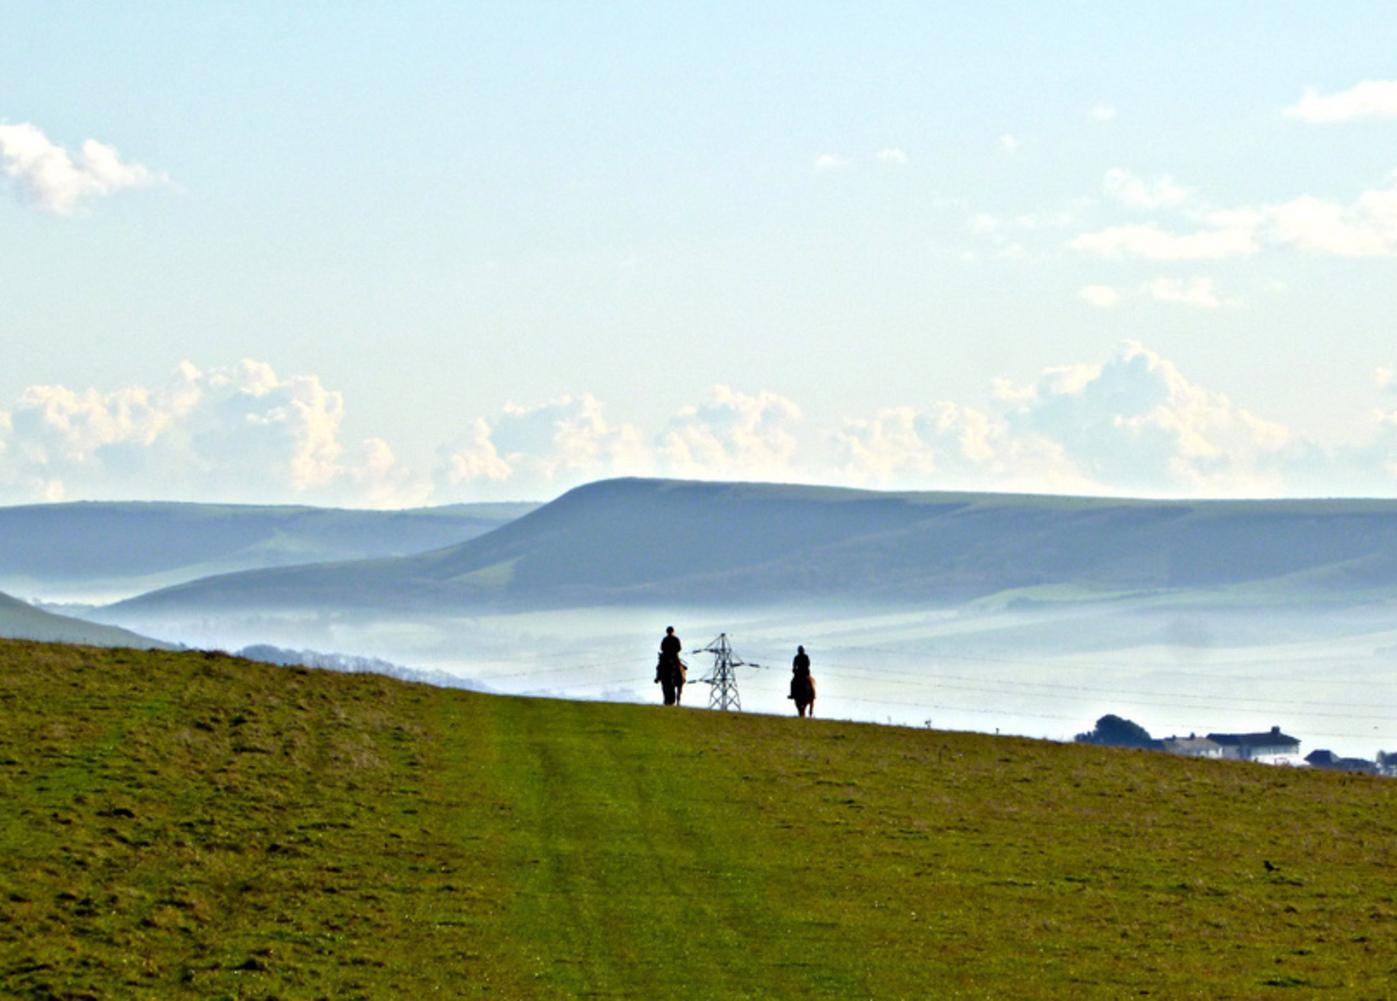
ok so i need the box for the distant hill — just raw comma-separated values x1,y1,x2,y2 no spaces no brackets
0,499,537,600
0,591,171,648
4,637,1394,998
108,478,1397,617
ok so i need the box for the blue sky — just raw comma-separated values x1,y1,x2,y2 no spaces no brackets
3,2,1397,505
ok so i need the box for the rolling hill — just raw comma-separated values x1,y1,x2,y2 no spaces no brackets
109,477,1397,617
0,498,537,601
3,637,1395,998
0,591,171,648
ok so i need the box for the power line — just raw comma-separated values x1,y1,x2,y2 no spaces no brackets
835,643,1397,684
793,666,1397,718
692,633,763,711
466,642,1397,745
538,657,1397,720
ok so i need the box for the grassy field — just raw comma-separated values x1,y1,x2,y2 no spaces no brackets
3,639,1397,998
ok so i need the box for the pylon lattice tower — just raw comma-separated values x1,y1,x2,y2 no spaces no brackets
695,633,762,711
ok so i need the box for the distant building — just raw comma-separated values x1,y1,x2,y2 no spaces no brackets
1158,734,1223,758
1205,726,1301,764
1305,749,1378,775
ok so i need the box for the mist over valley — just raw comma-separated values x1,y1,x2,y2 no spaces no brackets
6,477,1392,759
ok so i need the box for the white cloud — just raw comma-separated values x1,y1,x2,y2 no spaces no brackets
1090,104,1117,122
1146,276,1221,309
1076,174,1397,259
1103,168,1193,210
438,417,512,486
437,395,649,498
998,134,1020,154
13,352,1397,505
992,342,1299,494
968,212,999,234
0,360,427,506
1069,222,1259,260
348,437,432,508
0,121,167,214
1013,211,1075,230
832,403,1085,493
1079,284,1121,308
831,343,1338,497
1264,186,1397,256
874,148,909,166
658,386,803,478
812,153,850,173
1286,81,1397,123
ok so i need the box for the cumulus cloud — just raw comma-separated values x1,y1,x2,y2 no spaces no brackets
1103,168,1194,210
0,360,425,506
874,147,909,165
1264,184,1397,256
832,403,1086,493
1286,81,1397,123
11,352,1397,506
829,343,1327,496
1146,276,1221,308
998,134,1020,154
1079,278,1224,309
1079,284,1121,308
1069,222,1259,260
991,342,1301,494
1090,104,1117,122
435,386,810,498
437,395,649,498
1074,174,1397,259
812,153,850,173
658,386,803,478
0,121,167,214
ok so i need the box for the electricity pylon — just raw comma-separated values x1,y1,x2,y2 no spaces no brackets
695,633,762,711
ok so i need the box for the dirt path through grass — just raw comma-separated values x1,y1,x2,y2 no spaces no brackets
435,695,862,998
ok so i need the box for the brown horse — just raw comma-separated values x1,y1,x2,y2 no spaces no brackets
657,654,687,706
793,673,816,717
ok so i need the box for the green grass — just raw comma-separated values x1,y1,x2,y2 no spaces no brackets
4,639,1397,998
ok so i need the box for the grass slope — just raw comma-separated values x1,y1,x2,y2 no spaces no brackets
0,592,171,649
111,478,1397,616
3,639,1397,998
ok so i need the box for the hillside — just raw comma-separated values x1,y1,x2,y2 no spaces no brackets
0,591,171,649
111,477,1397,616
0,498,537,601
3,638,1396,998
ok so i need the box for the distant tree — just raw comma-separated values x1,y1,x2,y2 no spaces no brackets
1075,714,1156,749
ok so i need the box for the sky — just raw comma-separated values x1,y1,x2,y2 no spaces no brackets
3,1,1397,507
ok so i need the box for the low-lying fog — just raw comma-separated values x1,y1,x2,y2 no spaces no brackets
91,597,1397,761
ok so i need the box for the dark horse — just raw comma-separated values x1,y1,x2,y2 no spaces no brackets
792,673,816,717
657,653,687,706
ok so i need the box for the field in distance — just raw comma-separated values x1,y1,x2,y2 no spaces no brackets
3,639,1395,998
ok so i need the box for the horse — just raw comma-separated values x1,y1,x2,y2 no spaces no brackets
657,654,687,706
792,673,816,718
